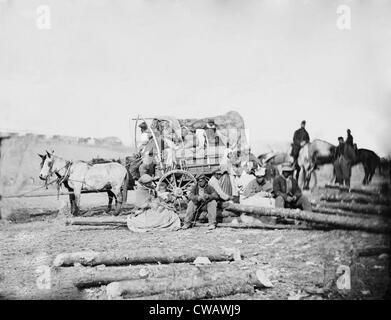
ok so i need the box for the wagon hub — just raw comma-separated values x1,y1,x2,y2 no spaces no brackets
173,187,184,198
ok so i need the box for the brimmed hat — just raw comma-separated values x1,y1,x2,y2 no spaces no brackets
281,163,294,172
197,174,207,181
213,168,223,174
138,122,148,130
263,153,276,163
254,167,266,177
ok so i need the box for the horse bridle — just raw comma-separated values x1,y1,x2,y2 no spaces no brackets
44,155,72,189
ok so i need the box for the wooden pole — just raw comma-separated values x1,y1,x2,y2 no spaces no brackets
53,247,240,267
2,189,112,199
226,203,391,234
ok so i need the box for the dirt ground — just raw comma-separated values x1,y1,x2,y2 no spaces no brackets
0,165,390,300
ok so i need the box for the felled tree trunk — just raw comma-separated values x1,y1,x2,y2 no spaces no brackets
53,247,239,267
66,217,127,227
226,203,391,234
199,222,325,231
106,266,262,299
320,193,391,206
316,201,391,216
67,263,242,289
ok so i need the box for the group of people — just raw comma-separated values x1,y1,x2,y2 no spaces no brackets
291,120,357,187
127,118,361,232
128,159,312,232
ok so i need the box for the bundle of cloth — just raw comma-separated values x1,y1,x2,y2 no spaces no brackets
126,174,181,232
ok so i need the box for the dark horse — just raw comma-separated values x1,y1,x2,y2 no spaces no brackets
354,148,381,185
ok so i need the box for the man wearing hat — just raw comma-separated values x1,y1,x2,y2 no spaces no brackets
138,121,151,152
291,120,310,173
182,174,219,230
346,129,354,147
334,136,355,186
204,119,219,146
208,167,233,202
273,163,312,211
242,167,273,199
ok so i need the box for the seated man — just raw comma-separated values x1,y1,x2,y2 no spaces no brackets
273,164,312,211
208,167,233,202
182,174,219,230
242,168,273,199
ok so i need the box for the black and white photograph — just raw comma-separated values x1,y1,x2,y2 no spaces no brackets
0,0,390,304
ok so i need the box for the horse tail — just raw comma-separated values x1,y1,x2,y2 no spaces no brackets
377,155,382,175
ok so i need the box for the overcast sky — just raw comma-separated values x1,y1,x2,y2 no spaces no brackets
1,0,390,156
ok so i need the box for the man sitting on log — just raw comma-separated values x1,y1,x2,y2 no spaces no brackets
182,174,219,230
242,168,273,199
208,167,233,203
273,164,312,211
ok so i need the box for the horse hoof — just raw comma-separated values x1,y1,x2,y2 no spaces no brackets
113,211,120,216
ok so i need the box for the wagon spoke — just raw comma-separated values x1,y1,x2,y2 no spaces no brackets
178,174,184,187
171,175,177,188
164,177,175,190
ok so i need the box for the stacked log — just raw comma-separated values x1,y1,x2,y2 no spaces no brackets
320,193,391,206
311,206,375,219
226,203,391,234
323,184,381,197
315,201,390,216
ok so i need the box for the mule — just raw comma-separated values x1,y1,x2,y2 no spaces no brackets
297,139,336,190
38,151,129,216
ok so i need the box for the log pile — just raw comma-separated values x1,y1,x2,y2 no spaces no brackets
226,203,391,234
314,184,391,221
314,201,390,216
51,247,273,299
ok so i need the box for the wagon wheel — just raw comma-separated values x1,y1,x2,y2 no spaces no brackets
156,169,197,210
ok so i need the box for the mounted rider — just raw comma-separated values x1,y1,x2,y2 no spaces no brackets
291,120,310,165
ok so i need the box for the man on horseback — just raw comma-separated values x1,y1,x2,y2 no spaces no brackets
291,120,310,180
346,129,354,147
